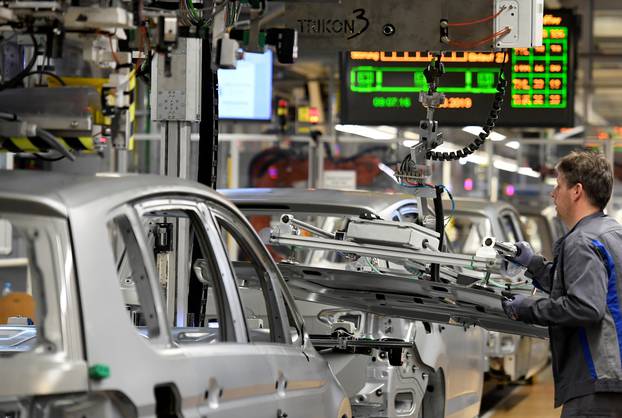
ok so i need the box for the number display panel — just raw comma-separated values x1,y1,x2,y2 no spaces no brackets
340,10,576,128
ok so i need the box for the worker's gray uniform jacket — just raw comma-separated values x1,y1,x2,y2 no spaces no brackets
519,212,622,407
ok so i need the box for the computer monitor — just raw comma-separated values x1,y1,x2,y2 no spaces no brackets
218,50,273,121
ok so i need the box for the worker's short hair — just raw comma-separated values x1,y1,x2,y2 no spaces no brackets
556,151,613,210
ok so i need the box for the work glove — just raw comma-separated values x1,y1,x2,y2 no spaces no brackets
501,293,528,320
507,241,534,267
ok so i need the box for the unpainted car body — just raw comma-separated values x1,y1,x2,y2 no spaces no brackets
446,198,550,383
0,171,350,418
223,188,490,418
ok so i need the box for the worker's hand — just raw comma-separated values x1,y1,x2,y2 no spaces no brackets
502,294,528,320
507,241,534,267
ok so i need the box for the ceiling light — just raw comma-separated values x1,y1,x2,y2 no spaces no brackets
518,167,541,178
377,125,399,135
463,126,506,142
403,131,420,140
553,125,584,141
456,151,541,179
493,159,518,172
460,153,488,165
505,141,520,150
335,124,397,140
402,140,418,148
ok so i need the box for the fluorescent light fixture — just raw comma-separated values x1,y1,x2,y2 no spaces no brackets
553,125,584,141
402,140,419,148
403,131,420,140
462,126,506,142
460,153,488,165
505,141,520,150
335,124,397,140
493,159,518,172
453,144,541,179
545,177,557,186
518,167,541,178
377,125,399,135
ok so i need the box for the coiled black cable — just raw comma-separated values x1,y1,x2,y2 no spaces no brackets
426,50,509,162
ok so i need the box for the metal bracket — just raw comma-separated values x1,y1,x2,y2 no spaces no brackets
271,233,499,271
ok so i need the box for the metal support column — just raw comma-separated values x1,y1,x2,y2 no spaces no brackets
316,137,325,188
158,121,193,327
228,139,240,188
487,140,498,202
110,149,128,173
0,153,13,170
308,131,320,188
442,161,451,188
161,122,193,179
152,37,202,327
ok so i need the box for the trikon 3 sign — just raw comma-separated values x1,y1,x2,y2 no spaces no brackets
296,9,369,40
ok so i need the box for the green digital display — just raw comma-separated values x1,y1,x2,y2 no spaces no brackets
340,10,576,127
510,26,569,109
372,96,413,108
351,67,500,94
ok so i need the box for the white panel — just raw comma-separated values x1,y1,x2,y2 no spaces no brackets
0,219,12,255
495,0,544,48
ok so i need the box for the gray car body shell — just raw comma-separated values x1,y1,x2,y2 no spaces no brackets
0,171,349,418
448,198,551,382
222,188,548,417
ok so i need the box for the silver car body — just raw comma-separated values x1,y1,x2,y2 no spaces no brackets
223,188,495,418
447,198,550,383
516,202,566,261
0,171,350,418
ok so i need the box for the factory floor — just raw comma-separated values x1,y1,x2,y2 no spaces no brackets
483,366,561,418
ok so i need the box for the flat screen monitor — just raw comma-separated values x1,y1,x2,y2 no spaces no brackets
340,10,576,128
218,50,273,121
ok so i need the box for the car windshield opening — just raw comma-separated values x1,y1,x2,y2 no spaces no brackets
0,213,66,356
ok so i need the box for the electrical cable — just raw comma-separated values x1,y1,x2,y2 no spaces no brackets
35,128,76,161
33,151,66,161
225,1,242,28
0,112,74,161
426,49,509,162
439,185,455,226
22,71,66,86
447,27,511,49
447,6,507,27
398,182,455,226
108,35,121,66
186,0,203,23
366,257,382,274
178,0,193,26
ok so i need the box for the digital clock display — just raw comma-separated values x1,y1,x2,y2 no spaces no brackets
340,10,576,128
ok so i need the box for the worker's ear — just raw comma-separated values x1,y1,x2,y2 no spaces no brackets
572,182,584,202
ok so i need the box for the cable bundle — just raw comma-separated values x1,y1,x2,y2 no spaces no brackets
426,50,509,162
